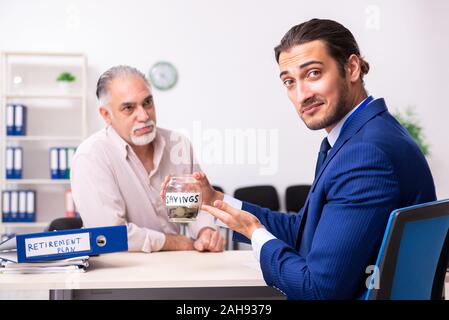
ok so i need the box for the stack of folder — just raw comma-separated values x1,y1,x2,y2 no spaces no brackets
0,225,128,274
0,256,89,274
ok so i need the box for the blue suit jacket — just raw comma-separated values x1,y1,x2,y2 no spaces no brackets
234,98,436,299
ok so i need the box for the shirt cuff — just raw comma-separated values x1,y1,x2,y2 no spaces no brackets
144,229,166,252
214,194,243,228
223,194,242,209
251,228,276,261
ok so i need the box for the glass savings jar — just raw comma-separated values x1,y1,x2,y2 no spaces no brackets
165,175,202,223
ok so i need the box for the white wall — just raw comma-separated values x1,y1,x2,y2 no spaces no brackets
1,0,448,207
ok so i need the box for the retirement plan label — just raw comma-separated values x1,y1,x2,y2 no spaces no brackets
25,233,91,257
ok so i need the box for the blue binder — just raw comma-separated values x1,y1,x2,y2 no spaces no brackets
2,191,11,222
13,147,23,179
58,148,67,179
6,147,14,179
6,104,15,136
9,191,18,222
49,148,59,179
0,225,128,263
14,104,27,136
25,190,36,222
18,190,27,222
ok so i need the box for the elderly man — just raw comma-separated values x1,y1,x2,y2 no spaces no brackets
71,65,225,253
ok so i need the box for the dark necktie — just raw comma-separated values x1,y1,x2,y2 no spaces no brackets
295,138,332,250
314,137,331,178
296,137,332,251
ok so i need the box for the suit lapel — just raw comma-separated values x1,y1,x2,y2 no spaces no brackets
311,98,388,192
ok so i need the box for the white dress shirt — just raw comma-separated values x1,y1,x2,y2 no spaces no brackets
224,96,372,261
71,126,215,253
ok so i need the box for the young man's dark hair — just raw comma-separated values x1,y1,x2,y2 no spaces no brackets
274,18,370,81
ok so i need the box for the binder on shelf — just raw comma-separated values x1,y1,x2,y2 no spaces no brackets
1,189,36,222
13,147,23,179
58,148,67,179
26,190,36,222
6,147,14,179
6,104,15,136
0,225,128,263
18,191,27,221
50,148,59,179
13,104,27,136
10,191,18,222
67,147,76,179
2,191,11,222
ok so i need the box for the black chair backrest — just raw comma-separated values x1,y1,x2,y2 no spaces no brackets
212,185,224,193
285,185,311,213
234,185,280,211
47,217,83,231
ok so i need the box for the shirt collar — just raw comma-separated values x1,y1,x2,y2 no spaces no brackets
106,125,129,158
327,96,370,147
149,129,166,178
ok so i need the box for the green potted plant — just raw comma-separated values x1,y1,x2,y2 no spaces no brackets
394,107,430,157
56,71,76,94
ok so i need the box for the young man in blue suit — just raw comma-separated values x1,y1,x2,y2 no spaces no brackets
162,19,436,299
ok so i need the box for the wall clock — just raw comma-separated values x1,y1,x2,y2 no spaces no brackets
148,61,178,91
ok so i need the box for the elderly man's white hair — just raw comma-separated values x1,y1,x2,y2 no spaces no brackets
96,65,151,107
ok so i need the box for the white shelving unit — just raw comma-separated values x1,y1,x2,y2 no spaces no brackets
0,51,87,236
3,179,72,185
5,94,83,99
6,136,84,142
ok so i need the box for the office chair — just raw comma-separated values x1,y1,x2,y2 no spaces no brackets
285,185,311,213
46,217,83,231
232,185,280,250
233,185,280,211
366,199,449,300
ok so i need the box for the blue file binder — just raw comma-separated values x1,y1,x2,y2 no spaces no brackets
50,148,59,179
26,190,36,222
0,225,128,263
10,191,18,222
6,104,15,136
13,147,23,179
14,104,27,136
18,191,27,221
58,148,67,179
6,147,14,179
2,191,11,222
67,148,76,179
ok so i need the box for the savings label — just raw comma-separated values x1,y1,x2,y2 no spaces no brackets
165,193,201,206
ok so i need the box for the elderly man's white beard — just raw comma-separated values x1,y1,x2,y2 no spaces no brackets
130,120,157,146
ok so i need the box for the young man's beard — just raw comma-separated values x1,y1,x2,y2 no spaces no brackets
304,79,352,131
